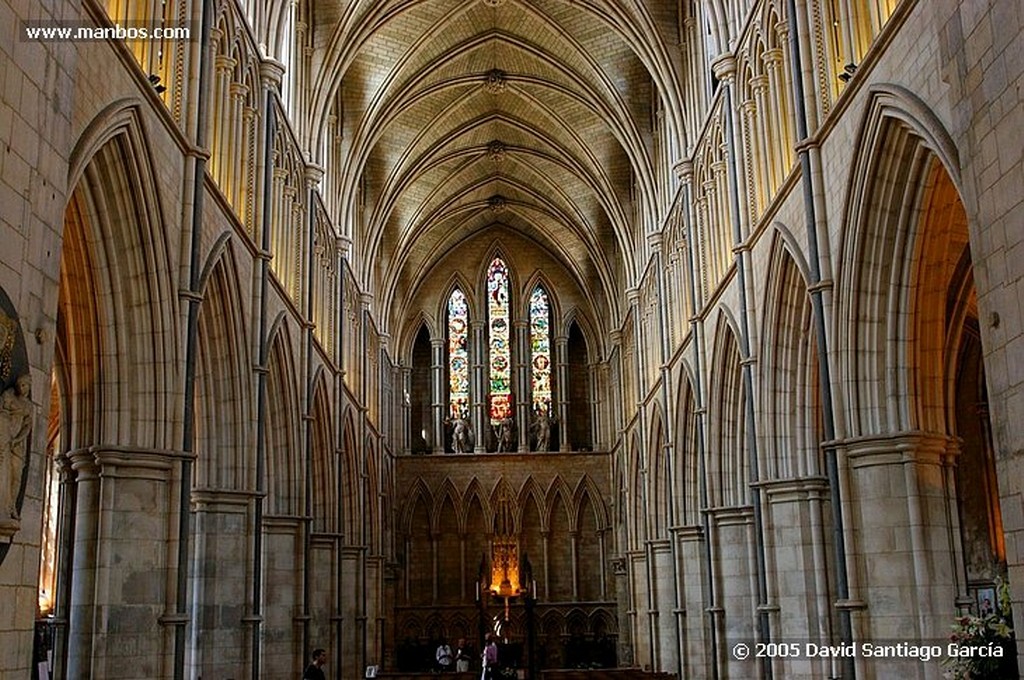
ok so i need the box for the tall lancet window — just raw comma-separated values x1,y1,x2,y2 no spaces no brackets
487,257,512,424
529,286,552,414
448,289,470,417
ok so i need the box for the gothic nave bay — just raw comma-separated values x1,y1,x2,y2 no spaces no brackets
0,0,1022,679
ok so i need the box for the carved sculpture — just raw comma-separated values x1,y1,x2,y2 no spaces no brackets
495,416,514,452
0,374,32,526
451,416,472,454
531,410,554,451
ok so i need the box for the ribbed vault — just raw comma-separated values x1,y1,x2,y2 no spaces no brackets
308,0,686,336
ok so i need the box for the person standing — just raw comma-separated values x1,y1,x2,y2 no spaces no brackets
455,638,471,672
436,638,454,672
482,634,498,680
302,648,327,680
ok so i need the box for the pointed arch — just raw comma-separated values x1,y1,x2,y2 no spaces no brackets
433,478,464,535
709,311,748,507
547,476,574,602
675,364,700,525
626,433,646,548
194,241,252,490
760,229,819,479
648,407,670,539
265,320,301,515
64,108,178,449
399,478,434,535
527,282,554,415
484,252,514,424
309,369,336,533
836,86,965,437
446,285,471,419
340,405,360,542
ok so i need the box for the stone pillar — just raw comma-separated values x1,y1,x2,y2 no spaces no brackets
188,489,254,680
675,525,709,680
65,447,185,679
554,335,569,451
400,366,412,455
842,432,960,677
612,557,632,666
471,320,487,453
430,338,445,453
515,320,530,452
709,506,756,680
261,516,304,679
759,478,832,680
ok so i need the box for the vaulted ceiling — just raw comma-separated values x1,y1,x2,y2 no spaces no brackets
307,0,686,335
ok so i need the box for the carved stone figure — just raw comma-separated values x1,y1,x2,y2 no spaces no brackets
0,374,32,524
450,416,472,454
531,410,554,452
495,416,514,452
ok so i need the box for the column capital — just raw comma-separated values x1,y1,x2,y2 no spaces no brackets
673,160,693,181
259,58,286,89
710,53,737,80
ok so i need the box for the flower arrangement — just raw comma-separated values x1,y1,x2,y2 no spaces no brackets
942,579,1017,679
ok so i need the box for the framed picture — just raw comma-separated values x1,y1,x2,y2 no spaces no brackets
364,665,378,678
976,587,996,616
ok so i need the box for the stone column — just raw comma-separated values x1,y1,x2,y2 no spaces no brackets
188,489,255,680
515,320,530,452
430,338,445,453
400,366,412,455
554,335,569,451
471,320,487,453
65,447,186,679
759,478,832,680
842,432,960,673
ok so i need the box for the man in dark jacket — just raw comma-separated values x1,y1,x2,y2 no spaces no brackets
302,648,327,680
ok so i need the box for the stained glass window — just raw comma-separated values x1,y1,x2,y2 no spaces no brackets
529,286,552,414
487,257,512,424
448,288,469,418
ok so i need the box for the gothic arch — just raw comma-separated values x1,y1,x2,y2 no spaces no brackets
759,230,819,479
517,476,547,533
571,475,611,533
64,105,178,449
836,86,966,438
265,320,301,515
674,366,700,525
195,242,252,490
648,407,670,539
433,478,464,535
627,434,646,548
309,370,336,533
436,273,478,335
708,311,748,507
464,477,493,525
521,271,563,324
399,478,434,537
478,244,521,302
340,407,359,542
400,312,438,366
562,309,602,361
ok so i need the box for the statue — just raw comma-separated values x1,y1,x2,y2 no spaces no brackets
0,374,33,524
495,416,514,453
531,410,555,452
449,415,472,454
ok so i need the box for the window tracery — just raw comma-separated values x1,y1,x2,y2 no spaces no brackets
487,258,512,424
529,286,552,415
448,289,470,418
